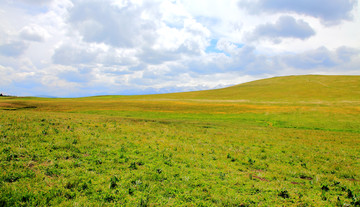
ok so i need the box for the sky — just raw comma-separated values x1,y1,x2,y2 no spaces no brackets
0,0,359,97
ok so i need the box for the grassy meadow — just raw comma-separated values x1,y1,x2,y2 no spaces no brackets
1,75,360,206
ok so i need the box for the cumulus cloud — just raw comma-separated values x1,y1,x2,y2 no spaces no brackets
52,43,100,65
19,25,49,42
184,42,264,75
0,65,14,87
68,0,159,48
57,67,95,83
52,40,140,67
187,44,360,76
282,46,360,69
239,0,357,25
246,15,315,43
216,39,241,54
138,18,210,65
0,41,28,57
19,0,54,5
336,46,360,62
99,48,139,67
65,0,211,66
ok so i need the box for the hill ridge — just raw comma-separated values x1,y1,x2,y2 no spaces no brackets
140,75,360,102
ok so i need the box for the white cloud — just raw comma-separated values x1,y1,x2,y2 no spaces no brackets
0,65,14,87
18,0,55,6
216,39,241,54
0,41,28,57
68,0,159,48
239,0,358,26
246,15,315,43
282,46,360,70
0,0,359,97
19,24,49,42
52,42,100,65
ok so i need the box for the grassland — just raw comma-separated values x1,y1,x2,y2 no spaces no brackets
0,75,359,206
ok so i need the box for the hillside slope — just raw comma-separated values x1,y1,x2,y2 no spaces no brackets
141,75,360,102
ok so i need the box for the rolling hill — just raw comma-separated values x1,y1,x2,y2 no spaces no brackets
1,74,360,206
141,75,360,101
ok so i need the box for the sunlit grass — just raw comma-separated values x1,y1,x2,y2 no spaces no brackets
1,75,359,206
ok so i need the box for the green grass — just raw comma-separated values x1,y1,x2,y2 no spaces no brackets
137,75,360,101
1,75,360,206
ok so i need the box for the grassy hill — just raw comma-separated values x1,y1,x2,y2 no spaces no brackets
141,75,360,101
1,75,359,206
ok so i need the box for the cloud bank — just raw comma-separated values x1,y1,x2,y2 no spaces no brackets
247,15,315,43
239,0,357,25
0,0,359,97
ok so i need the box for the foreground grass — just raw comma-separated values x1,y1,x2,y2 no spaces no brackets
1,75,359,206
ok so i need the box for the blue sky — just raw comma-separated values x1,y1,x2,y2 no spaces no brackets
0,0,359,97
